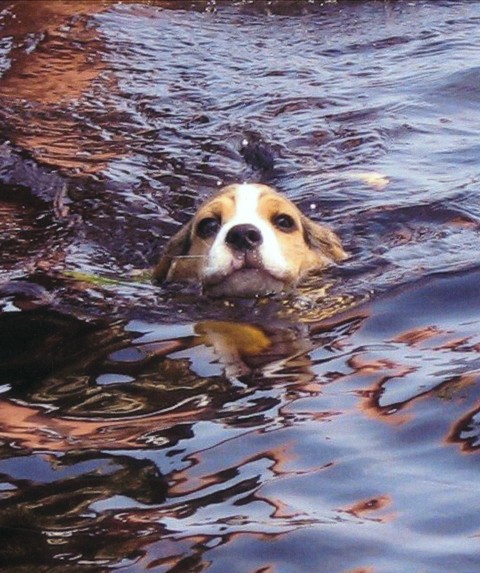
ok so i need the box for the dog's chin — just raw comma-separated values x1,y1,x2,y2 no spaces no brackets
203,268,288,298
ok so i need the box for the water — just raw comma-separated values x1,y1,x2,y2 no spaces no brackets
0,0,480,571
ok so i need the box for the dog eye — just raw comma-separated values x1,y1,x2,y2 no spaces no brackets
196,216,221,238
273,213,296,232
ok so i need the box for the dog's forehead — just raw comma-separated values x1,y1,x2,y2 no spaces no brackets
200,184,294,217
211,183,266,205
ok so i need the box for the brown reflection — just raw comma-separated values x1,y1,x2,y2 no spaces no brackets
195,320,272,378
350,354,415,425
0,310,319,451
0,1,115,172
194,320,313,381
446,399,480,452
341,495,395,524
1,1,111,38
170,440,297,497
352,318,480,454
392,325,447,347
356,348,480,438
0,397,209,452
0,2,108,104
0,308,205,450
36,308,374,446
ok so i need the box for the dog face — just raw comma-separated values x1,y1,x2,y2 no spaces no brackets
153,183,346,297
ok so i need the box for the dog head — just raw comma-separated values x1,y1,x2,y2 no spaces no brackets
153,183,346,297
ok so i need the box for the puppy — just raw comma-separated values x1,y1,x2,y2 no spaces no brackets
153,183,346,297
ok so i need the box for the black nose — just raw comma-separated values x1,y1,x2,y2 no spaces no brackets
225,224,263,252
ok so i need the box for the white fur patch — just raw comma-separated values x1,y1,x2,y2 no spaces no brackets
234,183,262,221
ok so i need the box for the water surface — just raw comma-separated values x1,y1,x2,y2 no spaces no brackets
0,1,480,571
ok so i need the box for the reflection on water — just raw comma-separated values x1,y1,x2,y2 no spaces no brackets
1,0,480,571
2,274,480,571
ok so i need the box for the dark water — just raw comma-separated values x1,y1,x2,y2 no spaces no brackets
1,0,480,571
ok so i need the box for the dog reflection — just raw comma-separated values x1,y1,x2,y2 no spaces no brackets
193,319,314,380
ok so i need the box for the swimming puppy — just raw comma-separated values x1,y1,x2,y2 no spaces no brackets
153,183,346,297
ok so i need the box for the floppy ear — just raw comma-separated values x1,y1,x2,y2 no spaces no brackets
302,215,347,264
152,221,193,283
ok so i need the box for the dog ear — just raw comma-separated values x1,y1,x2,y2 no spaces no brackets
152,221,193,283
302,215,347,264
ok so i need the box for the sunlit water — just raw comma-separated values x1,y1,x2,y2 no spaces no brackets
0,1,480,571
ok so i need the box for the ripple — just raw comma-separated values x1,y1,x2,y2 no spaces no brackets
2,1,480,571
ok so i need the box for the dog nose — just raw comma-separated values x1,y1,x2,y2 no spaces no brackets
225,224,263,251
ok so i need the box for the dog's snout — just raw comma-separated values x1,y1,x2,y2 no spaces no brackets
226,224,263,252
